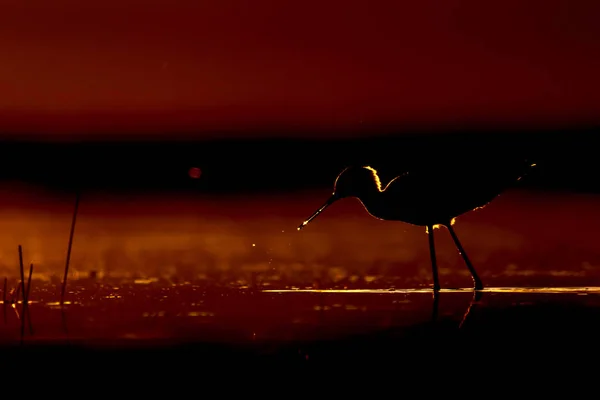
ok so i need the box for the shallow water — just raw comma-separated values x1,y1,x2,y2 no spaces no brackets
3,281,600,347
0,188,599,370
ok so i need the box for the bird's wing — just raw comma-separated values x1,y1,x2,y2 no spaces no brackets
382,156,530,196
383,164,501,204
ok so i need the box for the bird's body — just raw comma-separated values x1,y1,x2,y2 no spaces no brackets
351,161,530,226
298,159,536,291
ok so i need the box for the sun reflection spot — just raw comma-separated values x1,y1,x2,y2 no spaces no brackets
134,278,158,285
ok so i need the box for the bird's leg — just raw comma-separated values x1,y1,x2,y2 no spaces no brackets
427,225,441,292
446,224,484,290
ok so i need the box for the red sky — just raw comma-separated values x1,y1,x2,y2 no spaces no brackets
0,0,599,139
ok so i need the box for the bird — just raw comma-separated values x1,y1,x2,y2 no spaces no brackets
297,158,536,292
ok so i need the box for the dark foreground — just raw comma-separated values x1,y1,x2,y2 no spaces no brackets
3,288,600,383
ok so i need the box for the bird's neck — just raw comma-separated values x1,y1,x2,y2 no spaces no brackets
353,189,389,218
354,186,418,222
351,184,380,201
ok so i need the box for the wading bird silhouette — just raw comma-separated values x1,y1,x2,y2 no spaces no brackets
298,161,536,292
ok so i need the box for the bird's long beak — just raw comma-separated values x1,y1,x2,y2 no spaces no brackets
297,195,337,231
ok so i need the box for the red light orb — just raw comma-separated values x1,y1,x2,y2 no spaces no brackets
188,167,202,179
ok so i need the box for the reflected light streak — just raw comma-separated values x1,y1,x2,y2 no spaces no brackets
262,287,600,294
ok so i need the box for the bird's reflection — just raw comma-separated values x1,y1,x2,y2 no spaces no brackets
432,291,440,322
264,287,486,330
430,289,483,327
459,290,483,328
61,307,70,343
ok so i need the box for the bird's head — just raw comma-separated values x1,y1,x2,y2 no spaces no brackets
297,166,382,230
333,166,382,198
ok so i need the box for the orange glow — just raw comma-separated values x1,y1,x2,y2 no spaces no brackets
0,187,594,288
